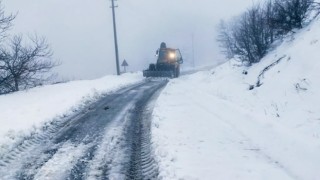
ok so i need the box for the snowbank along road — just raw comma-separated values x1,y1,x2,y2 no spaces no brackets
0,79,167,180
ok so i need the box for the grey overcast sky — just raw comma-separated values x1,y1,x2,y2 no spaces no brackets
2,0,259,80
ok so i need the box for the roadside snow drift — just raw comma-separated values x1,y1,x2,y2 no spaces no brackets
0,72,143,150
152,18,320,179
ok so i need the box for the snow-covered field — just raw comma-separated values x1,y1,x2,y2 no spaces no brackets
0,72,143,152
152,18,320,179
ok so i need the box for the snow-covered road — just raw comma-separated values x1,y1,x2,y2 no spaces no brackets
0,79,167,179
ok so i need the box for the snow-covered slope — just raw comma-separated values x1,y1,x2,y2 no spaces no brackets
0,73,143,152
152,17,320,179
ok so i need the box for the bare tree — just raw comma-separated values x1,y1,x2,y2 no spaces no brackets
312,1,320,17
218,0,314,66
272,0,313,34
0,1,15,94
217,20,235,59
228,5,271,64
0,1,15,41
0,64,12,93
0,35,58,93
264,0,277,43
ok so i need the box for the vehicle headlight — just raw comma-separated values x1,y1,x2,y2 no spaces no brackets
169,53,176,59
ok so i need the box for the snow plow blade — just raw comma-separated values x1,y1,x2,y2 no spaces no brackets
143,70,175,78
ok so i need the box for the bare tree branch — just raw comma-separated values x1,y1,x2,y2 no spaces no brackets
0,34,59,94
217,0,314,65
0,1,16,41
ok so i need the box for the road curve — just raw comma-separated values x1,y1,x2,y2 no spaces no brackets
0,79,168,180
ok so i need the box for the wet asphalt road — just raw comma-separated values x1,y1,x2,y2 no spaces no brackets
0,79,168,180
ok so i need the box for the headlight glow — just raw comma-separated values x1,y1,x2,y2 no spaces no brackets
169,53,176,59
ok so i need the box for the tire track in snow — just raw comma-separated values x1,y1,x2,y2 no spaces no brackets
33,142,89,180
125,85,164,180
0,79,167,180
85,79,166,179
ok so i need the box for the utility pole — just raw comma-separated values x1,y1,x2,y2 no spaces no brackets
111,0,120,75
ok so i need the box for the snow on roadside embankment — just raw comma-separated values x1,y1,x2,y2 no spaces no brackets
0,72,143,150
152,18,320,179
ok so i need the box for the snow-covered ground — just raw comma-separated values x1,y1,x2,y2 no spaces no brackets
152,17,320,179
0,72,143,153
1,8,320,180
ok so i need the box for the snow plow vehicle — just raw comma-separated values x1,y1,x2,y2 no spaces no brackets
143,42,183,78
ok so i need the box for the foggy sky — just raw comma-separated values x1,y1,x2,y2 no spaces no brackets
2,0,259,80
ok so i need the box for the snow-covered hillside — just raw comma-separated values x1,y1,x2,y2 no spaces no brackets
152,17,320,179
0,73,143,153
